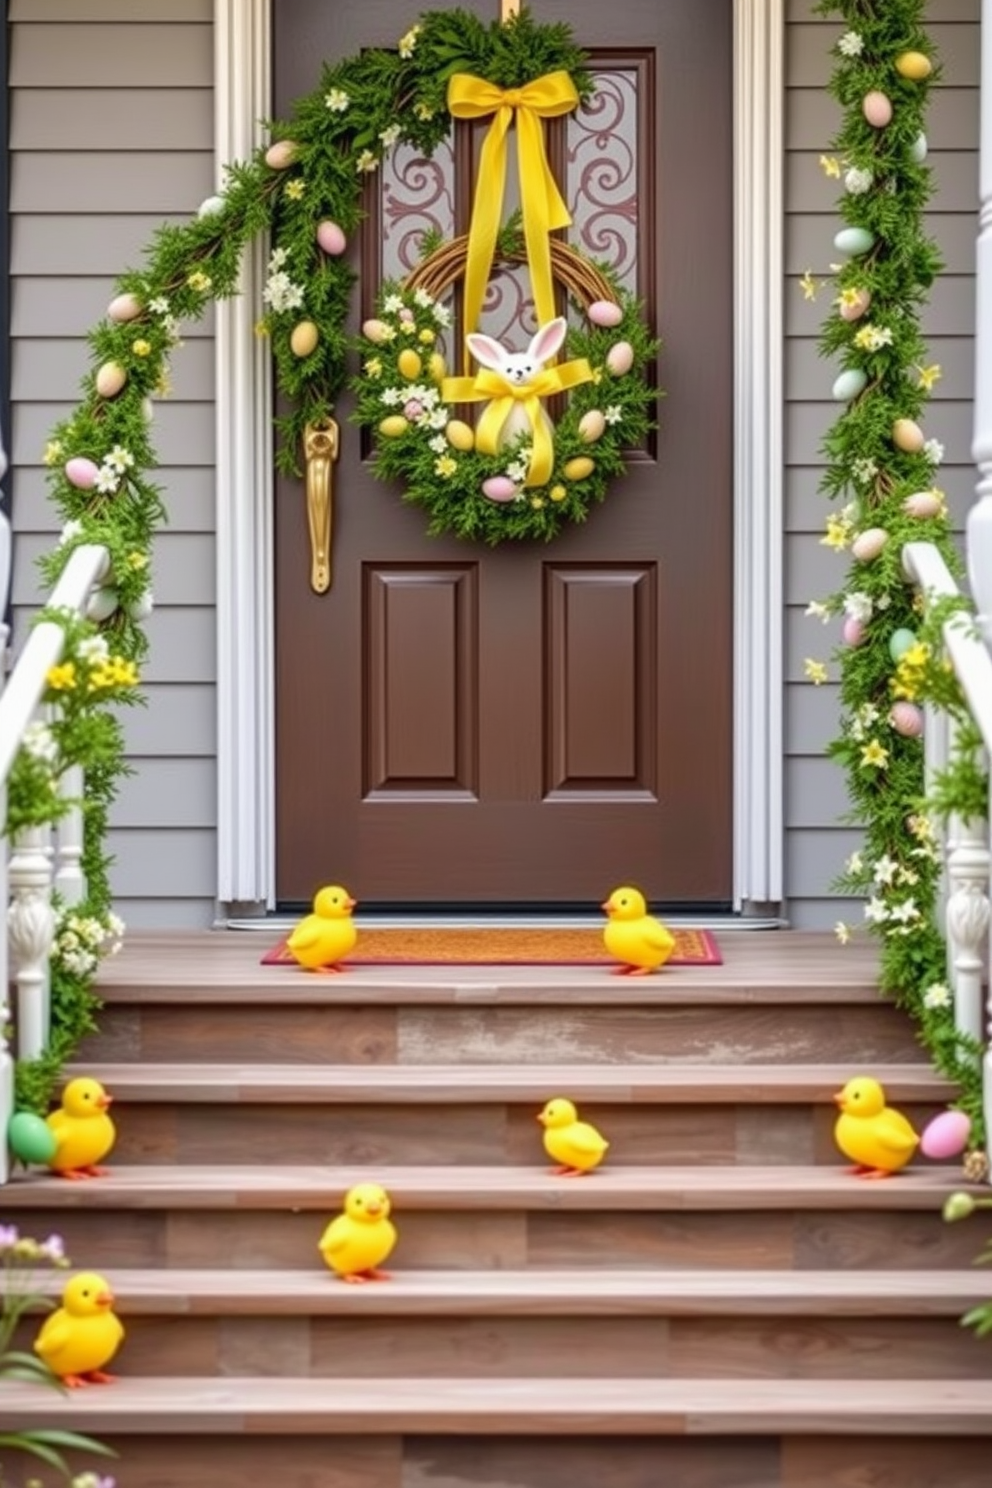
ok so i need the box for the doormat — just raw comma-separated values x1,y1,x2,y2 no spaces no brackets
261,926,721,967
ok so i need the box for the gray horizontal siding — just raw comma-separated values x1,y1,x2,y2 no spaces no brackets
9,5,217,927
784,0,979,929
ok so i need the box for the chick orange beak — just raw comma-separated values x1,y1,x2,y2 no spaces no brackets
95,1290,114,1307
345,897,357,911
832,1091,844,1107
365,1203,381,1217
97,1094,113,1110
600,901,611,914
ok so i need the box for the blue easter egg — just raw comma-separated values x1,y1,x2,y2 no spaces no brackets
8,1110,57,1165
832,368,868,402
889,628,918,662
833,227,875,256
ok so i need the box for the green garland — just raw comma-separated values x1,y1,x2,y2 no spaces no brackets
805,1,985,1143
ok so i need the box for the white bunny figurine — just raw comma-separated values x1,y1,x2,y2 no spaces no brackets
466,316,567,451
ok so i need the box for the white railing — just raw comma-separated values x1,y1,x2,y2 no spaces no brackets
0,527,111,1183
902,541,992,1177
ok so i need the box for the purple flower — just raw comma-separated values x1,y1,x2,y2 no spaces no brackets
40,1233,66,1262
0,1224,18,1249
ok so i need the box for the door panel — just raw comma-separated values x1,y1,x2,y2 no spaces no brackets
273,0,733,908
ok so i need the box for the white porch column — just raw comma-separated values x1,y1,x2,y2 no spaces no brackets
967,0,992,636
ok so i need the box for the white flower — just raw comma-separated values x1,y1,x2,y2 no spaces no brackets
889,898,921,924
383,294,405,315
854,324,893,352
107,444,134,472
805,600,832,623
845,851,863,876
835,921,851,944
858,703,880,725
837,30,864,57
872,854,898,886
268,247,289,269
58,519,84,547
875,592,892,611
413,288,434,308
845,167,873,195
22,721,58,764
398,23,421,58
78,635,110,663
380,387,404,407
844,591,873,623
107,912,126,938
852,457,878,484
426,407,449,430
923,982,952,1010
506,463,529,486
604,405,623,425
864,896,889,924
356,149,379,174
148,296,170,315
324,88,350,113
429,434,448,454
432,302,452,328
94,465,120,495
379,124,401,149
923,438,945,465
262,270,305,313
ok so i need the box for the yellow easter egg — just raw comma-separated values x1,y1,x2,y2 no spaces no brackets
397,348,423,379
379,415,410,438
95,361,127,398
896,51,933,81
445,420,475,452
578,410,606,443
563,456,595,482
290,320,319,357
428,353,447,383
892,417,925,453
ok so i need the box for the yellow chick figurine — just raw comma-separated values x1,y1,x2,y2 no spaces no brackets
286,884,358,973
318,1181,397,1283
602,885,676,975
833,1075,920,1179
537,1097,610,1177
46,1076,115,1179
33,1271,124,1387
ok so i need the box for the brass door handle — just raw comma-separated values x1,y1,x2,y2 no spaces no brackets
303,417,339,593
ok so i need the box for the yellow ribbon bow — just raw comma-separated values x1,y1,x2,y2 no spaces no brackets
442,359,593,487
446,70,580,368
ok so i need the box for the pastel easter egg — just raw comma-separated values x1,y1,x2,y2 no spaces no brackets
107,292,143,323
428,353,447,384
482,475,518,503
86,587,119,622
7,1110,57,1166
265,139,299,170
889,700,925,739
65,456,100,490
399,308,415,325
896,50,933,81
834,227,876,256
587,299,623,328
316,220,347,256
290,320,319,357
563,456,595,482
128,589,155,622
397,348,422,379
403,399,423,420
842,616,866,647
839,289,871,323
379,415,409,438
920,1109,971,1161
893,417,925,453
446,420,475,452
888,627,918,662
605,341,634,377
578,409,606,443
95,361,127,398
910,132,928,164
863,91,893,128
362,319,391,344
851,527,889,562
903,490,942,519
197,195,225,218
832,368,868,402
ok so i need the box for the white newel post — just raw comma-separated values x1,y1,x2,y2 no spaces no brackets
8,826,55,1060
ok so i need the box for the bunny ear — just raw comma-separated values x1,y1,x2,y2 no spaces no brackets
528,317,568,364
466,333,508,372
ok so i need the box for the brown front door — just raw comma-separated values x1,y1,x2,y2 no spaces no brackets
273,0,733,910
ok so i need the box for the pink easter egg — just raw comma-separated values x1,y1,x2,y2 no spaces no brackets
889,701,924,738
863,90,893,128
842,616,866,647
316,220,347,256
482,476,518,503
107,292,142,323
399,308,415,324
839,289,871,323
920,1109,971,1161
403,399,423,420
587,299,623,328
65,456,100,490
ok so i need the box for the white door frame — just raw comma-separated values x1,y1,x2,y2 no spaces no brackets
212,0,784,913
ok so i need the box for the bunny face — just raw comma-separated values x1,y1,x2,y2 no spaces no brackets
466,317,568,387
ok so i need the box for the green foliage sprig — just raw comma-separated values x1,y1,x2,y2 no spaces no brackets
806,3,985,1138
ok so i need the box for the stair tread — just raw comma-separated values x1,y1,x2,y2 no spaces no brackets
67,1061,954,1102
3,1375,988,1434
32,1267,989,1314
3,1163,972,1209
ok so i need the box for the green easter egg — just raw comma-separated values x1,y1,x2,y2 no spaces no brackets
833,227,875,256
889,628,918,663
832,368,868,402
8,1110,57,1165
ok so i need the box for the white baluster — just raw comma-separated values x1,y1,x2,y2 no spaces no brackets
0,619,10,1183
923,699,950,925
8,825,56,1060
54,763,85,906
968,0,992,644
945,810,990,1052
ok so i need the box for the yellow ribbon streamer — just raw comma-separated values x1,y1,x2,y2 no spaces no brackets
447,70,580,368
443,359,593,487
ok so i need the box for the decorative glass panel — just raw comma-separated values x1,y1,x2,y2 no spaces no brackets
567,70,639,296
380,136,456,282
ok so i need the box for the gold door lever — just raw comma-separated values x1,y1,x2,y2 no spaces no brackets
303,417,339,593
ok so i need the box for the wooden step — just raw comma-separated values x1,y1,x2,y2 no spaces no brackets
4,1165,979,1271
21,1267,989,1382
69,1061,957,1168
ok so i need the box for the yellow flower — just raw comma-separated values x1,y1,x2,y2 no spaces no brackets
132,339,152,357
434,454,457,478
901,642,931,670
43,440,63,466
799,270,821,302
128,552,148,570
284,179,305,200
418,329,436,345
531,496,545,509
156,370,173,397
838,287,864,309
187,270,212,292
804,658,828,685
916,362,942,391
591,368,603,384
550,485,567,502
254,320,269,338
835,921,851,945
414,102,434,121
819,154,842,178
398,23,421,57
821,515,852,551
46,662,76,691
364,358,383,378
356,149,378,173
861,739,889,769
